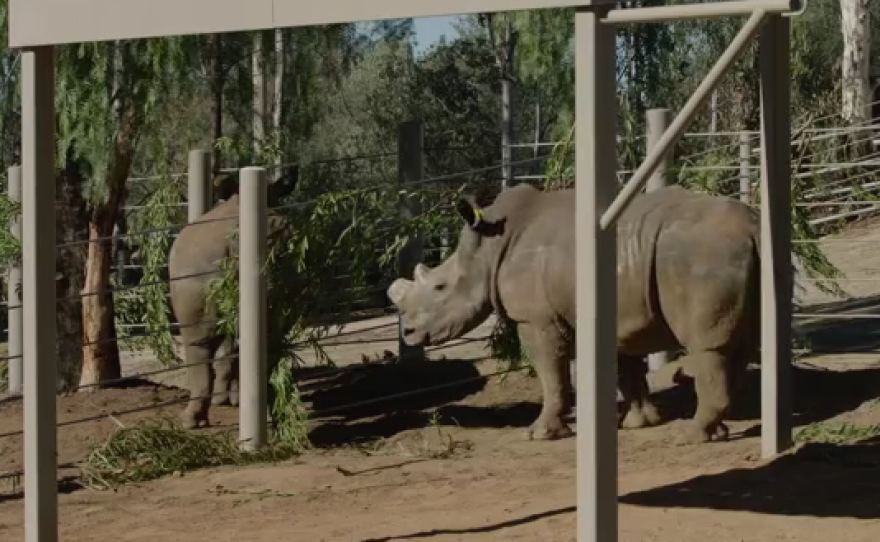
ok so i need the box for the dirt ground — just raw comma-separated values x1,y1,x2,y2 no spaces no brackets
2,225,880,540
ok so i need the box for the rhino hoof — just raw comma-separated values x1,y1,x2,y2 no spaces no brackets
526,422,574,441
180,411,209,430
642,402,663,427
212,394,230,406
228,393,240,407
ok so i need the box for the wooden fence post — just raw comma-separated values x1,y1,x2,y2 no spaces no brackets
397,121,426,363
646,108,673,372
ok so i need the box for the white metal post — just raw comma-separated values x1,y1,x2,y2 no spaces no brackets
22,46,58,542
239,166,268,451
575,4,618,542
759,13,793,459
646,108,672,372
7,165,23,395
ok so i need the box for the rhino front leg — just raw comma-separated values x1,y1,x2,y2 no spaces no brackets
212,337,237,406
618,354,662,429
181,343,214,429
519,322,574,441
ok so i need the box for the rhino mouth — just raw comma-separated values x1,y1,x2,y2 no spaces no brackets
403,327,431,347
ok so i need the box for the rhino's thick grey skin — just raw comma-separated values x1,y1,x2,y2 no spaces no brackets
388,184,760,444
169,195,285,429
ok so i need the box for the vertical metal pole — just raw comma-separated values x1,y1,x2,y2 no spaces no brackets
759,14,793,459
22,46,58,542
7,165,23,396
576,5,618,542
397,121,426,363
188,149,212,222
739,133,753,203
645,108,672,373
239,167,268,451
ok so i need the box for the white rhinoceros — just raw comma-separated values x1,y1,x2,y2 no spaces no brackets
387,183,761,444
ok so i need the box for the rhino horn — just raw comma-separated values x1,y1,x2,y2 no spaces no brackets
387,278,413,305
414,263,431,283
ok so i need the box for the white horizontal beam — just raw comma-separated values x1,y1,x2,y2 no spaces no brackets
9,0,804,48
603,0,801,24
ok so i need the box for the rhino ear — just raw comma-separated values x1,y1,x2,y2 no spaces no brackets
414,263,430,283
387,279,413,306
456,197,485,229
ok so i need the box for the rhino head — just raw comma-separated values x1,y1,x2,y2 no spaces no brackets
387,194,505,347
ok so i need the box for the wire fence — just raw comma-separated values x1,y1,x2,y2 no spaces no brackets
3,109,880,516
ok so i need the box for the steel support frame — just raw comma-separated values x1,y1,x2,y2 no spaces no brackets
22,45,58,542
576,2,793,541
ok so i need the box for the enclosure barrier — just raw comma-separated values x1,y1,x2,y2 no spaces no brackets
576,1,796,540
9,1,800,542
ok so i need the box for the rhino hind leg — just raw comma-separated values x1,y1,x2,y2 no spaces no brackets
181,343,215,430
618,355,662,429
211,337,238,406
679,350,733,444
519,322,575,441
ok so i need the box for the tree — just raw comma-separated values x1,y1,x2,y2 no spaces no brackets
841,0,871,131
55,38,191,389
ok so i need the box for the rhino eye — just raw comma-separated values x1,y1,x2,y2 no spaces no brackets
434,283,446,292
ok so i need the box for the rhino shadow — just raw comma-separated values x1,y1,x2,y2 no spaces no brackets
795,294,880,354
620,437,880,519
652,364,880,431
303,358,489,446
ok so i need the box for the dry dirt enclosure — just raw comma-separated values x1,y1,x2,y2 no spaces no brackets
2,226,880,540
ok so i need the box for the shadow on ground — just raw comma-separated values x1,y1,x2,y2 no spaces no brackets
620,438,880,519
303,358,515,445
795,294,880,354
653,363,880,431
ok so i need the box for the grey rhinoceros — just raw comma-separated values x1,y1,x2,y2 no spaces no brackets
169,172,294,429
387,183,761,444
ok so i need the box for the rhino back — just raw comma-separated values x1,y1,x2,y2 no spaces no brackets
169,196,241,323
624,187,760,353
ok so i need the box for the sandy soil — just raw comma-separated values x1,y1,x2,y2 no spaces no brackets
2,222,880,541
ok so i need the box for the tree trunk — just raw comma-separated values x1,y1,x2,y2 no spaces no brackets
79,217,121,388
841,0,871,153
273,29,285,181
78,103,136,390
253,31,266,157
55,158,89,390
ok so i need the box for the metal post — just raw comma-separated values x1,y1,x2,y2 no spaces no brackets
397,120,426,363
646,108,672,373
188,149,212,221
239,166,268,452
739,133,753,203
576,4,618,542
759,13,793,459
22,46,58,542
600,9,769,230
7,165,23,396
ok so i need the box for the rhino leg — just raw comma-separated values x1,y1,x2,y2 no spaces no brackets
211,337,237,406
618,355,662,429
519,322,575,441
680,350,732,444
181,343,214,430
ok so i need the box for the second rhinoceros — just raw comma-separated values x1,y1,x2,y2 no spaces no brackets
169,172,294,430
387,183,761,444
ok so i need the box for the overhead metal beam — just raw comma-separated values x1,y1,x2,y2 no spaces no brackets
603,0,801,24
8,0,804,47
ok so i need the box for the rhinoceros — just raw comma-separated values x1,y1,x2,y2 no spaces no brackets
387,183,760,444
168,171,295,429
